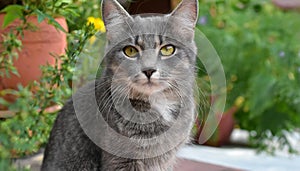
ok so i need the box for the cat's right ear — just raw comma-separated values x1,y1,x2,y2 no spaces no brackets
101,0,132,32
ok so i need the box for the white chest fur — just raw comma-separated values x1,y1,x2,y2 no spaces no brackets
149,93,179,122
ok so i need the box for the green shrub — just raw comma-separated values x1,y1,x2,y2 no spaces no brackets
197,0,300,153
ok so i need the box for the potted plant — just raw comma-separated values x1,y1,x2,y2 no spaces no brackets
195,0,300,153
0,0,71,111
0,0,95,170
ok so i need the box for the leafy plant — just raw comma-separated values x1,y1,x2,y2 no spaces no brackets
0,32,22,78
197,0,300,153
1,0,79,30
0,0,99,169
0,23,97,169
0,0,77,80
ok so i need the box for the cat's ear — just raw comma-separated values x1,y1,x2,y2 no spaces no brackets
101,0,132,31
170,0,198,29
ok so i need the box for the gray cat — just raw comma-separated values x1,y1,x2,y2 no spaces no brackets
41,0,198,170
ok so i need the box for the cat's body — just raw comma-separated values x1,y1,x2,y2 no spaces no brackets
42,0,198,170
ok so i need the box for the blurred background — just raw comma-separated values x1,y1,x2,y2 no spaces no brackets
0,0,299,170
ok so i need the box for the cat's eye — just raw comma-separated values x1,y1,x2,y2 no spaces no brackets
123,46,138,58
160,45,175,56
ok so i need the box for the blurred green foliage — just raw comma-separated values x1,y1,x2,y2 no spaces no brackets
197,0,300,153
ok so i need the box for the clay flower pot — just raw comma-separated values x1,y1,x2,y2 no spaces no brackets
272,0,300,10
0,14,68,111
194,106,237,147
0,14,67,90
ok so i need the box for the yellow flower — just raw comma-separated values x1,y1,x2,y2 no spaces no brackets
234,96,245,108
87,17,106,44
87,17,106,33
230,75,238,82
288,72,295,81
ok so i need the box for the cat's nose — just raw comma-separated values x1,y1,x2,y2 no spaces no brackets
142,68,157,79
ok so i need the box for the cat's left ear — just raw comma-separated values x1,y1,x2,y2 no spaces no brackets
170,0,199,29
101,0,132,32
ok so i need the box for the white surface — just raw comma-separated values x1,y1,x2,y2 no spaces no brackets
177,145,300,171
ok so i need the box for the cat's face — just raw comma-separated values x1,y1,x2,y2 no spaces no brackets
102,0,198,98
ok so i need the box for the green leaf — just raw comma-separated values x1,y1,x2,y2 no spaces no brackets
34,9,46,23
1,5,24,28
48,18,67,33
0,98,9,106
33,9,67,33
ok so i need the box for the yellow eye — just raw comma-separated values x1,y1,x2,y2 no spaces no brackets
123,46,138,58
160,45,175,56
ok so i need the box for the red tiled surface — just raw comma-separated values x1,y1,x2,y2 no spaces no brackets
174,158,243,171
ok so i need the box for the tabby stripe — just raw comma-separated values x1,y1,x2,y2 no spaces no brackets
158,35,163,45
134,35,139,46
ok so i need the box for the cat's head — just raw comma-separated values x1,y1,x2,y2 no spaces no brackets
101,0,198,98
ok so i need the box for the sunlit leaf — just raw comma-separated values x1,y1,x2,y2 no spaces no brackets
1,5,24,28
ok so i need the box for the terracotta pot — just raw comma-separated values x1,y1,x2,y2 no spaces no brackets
0,14,68,109
272,0,300,10
194,106,237,147
0,14,67,90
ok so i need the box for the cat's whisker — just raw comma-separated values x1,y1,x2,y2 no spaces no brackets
116,86,130,108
